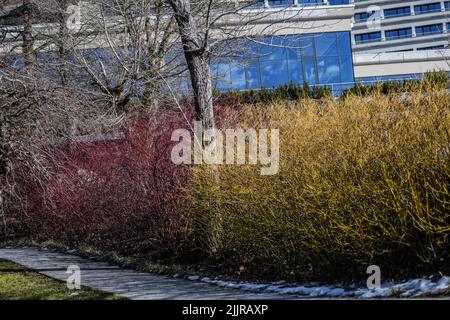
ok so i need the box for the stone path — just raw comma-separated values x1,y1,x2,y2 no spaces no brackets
0,247,298,300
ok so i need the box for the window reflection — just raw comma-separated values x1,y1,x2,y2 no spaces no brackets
317,56,340,84
339,56,354,83
230,64,246,90
315,33,338,57
211,31,355,90
300,37,315,56
246,61,261,89
287,59,303,84
303,58,317,85
261,60,289,87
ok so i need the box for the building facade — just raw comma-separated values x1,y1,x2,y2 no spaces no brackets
1,0,449,92
211,0,355,92
213,0,450,90
351,0,450,81
352,0,450,53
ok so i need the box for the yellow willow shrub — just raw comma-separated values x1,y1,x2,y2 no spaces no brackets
187,91,450,278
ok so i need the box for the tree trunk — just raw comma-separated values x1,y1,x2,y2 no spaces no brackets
168,0,220,255
22,0,35,67
143,54,165,108
168,0,214,130
58,0,69,86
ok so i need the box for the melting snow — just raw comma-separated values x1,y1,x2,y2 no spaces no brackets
185,275,450,298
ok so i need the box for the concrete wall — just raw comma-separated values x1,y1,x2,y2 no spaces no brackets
354,50,450,78
212,5,354,39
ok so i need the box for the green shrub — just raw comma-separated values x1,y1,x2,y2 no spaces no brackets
216,82,332,104
424,70,449,90
343,71,448,97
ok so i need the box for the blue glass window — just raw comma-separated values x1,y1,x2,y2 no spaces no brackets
384,6,411,19
337,32,352,55
212,60,232,91
259,37,287,62
303,58,317,85
415,24,444,36
261,60,289,87
230,63,247,90
268,0,294,6
414,3,442,15
287,58,304,84
300,37,315,56
339,55,354,83
354,12,371,22
317,56,340,84
246,60,261,89
328,0,349,4
300,0,323,5
385,28,412,41
211,31,354,91
354,32,382,44
315,33,338,56
256,0,349,7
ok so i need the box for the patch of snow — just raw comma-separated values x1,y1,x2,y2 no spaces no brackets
185,275,450,298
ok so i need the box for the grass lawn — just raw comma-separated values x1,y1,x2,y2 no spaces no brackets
0,259,123,300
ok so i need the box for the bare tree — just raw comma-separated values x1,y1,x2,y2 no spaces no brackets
21,0,35,66
164,0,324,128
0,63,125,238
0,0,184,109
167,0,214,129
74,0,182,110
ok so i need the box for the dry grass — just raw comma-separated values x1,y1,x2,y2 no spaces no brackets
188,90,450,281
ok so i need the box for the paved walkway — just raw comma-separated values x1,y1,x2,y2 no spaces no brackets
0,247,297,300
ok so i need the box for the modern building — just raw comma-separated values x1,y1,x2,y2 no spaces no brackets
351,0,450,81
211,0,450,91
210,0,355,92
1,0,449,92
352,0,450,53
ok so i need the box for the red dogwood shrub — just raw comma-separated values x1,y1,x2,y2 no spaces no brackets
6,100,244,257
10,108,195,255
